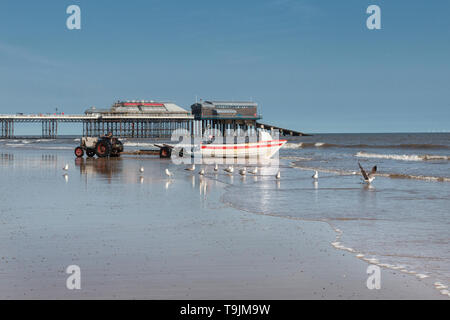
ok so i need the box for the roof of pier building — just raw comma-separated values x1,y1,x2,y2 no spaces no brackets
85,100,191,118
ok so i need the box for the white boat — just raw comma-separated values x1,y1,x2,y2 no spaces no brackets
155,131,286,159
200,131,287,159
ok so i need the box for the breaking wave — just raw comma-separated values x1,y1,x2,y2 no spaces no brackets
356,152,450,162
290,163,450,183
283,143,450,150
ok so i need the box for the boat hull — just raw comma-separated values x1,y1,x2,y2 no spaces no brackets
200,139,287,159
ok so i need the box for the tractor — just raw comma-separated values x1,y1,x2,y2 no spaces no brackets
74,134,124,158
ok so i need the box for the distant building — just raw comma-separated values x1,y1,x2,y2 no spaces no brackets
190,100,260,120
85,100,191,119
190,100,261,135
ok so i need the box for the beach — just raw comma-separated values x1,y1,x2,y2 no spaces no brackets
0,135,449,299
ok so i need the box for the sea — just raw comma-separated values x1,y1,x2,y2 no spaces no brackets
0,133,449,297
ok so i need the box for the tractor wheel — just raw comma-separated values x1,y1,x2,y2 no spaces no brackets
160,147,172,158
74,147,84,158
86,149,95,158
95,140,112,158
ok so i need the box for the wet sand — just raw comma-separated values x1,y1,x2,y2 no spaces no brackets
0,150,446,299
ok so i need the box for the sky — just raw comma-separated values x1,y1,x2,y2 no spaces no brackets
0,0,449,133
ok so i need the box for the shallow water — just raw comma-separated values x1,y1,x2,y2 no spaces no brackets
227,133,450,296
0,133,449,298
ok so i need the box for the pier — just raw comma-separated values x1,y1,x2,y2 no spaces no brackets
0,100,306,139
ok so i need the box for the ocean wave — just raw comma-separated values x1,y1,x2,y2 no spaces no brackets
283,143,304,149
356,151,450,162
290,163,450,182
283,142,450,150
280,156,313,161
36,139,56,142
283,142,335,149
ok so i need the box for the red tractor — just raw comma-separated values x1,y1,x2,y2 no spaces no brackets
74,134,124,158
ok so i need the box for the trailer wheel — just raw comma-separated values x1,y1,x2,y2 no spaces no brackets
160,147,172,158
95,140,112,158
74,147,84,158
86,149,95,158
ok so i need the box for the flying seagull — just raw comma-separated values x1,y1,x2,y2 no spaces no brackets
312,171,319,179
358,162,377,184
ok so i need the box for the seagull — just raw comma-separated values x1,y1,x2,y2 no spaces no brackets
63,164,69,171
358,162,377,184
249,167,258,175
165,168,173,178
312,171,319,179
239,168,247,176
275,170,281,179
224,166,234,174
185,164,195,171
199,168,205,175
214,164,219,172
139,166,144,173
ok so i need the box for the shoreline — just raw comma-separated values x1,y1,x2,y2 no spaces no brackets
0,150,447,299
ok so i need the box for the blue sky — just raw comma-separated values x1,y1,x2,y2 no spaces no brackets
0,0,449,133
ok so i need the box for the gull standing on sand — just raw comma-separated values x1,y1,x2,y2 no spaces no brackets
224,166,234,174
63,164,69,171
199,168,205,176
312,171,319,179
249,167,258,175
276,170,281,179
239,168,247,176
139,166,144,173
165,168,173,178
185,164,195,171
214,163,219,172
358,162,377,184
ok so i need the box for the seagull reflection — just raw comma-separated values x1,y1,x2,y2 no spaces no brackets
63,173,69,183
191,175,196,188
276,180,281,189
199,177,208,197
313,180,319,202
139,176,144,184
165,180,173,190
363,184,375,191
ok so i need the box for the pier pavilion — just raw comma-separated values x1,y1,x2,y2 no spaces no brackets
190,100,261,136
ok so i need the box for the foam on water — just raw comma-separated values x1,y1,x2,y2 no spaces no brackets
328,226,449,297
356,151,450,162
